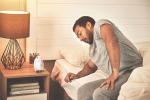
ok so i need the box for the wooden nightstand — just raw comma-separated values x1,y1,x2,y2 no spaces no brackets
43,60,72,100
0,62,50,100
43,60,56,100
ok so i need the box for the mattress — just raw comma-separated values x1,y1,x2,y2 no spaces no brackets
51,59,108,100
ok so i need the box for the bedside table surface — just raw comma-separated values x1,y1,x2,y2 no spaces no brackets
0,62,49,78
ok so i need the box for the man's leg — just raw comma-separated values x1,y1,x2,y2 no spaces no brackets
93,71,132,100
78,79,104,100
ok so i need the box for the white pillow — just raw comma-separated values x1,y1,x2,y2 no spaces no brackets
135,41,150,50
128,66,150,82
59,46,89,67
139,47,150,65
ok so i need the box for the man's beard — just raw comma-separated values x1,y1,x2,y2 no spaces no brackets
84,40,91,44
84,39,93,44
86,31,93,44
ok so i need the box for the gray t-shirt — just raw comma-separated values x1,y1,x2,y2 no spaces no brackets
89,19,143,75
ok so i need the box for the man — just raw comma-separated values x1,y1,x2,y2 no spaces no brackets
64,16,142,100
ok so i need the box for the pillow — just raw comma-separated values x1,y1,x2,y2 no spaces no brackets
59,45,89,67
135,41,150,50
128,66,150,82
139,47,150,65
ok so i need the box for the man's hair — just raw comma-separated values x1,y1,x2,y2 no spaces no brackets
73,16,95,32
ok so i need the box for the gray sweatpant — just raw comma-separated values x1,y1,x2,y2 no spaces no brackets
77,70,132,100
93,71,132,100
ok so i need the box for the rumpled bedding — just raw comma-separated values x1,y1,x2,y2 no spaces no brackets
118,64,150,100
51,59,108,100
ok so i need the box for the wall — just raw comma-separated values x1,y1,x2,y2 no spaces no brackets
27,0,150,60
0,0,26,60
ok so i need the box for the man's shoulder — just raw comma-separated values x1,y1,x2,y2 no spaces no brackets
97,19,111,23
95,19,113,27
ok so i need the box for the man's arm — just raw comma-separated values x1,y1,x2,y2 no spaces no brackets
76,59,97,78
100,23,120,90
64,59,97,82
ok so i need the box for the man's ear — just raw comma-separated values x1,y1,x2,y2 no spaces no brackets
86,21,92,30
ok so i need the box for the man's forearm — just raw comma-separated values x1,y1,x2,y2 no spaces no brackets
76,62,97,78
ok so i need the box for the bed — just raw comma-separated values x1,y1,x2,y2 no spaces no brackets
51,41,150,100
51,59,108,100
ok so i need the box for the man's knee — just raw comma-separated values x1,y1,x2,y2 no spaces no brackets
93,87,115,100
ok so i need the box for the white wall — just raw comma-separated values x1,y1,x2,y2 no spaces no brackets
26,0,150,60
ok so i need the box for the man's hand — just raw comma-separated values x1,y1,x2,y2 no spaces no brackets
100,72,119,90
64,72,79,83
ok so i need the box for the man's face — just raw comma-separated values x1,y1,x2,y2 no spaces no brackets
74,23,93,44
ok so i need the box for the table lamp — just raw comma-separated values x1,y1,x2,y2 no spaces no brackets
0,11,30,70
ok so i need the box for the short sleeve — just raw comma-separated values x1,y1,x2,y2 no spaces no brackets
94,19,113,38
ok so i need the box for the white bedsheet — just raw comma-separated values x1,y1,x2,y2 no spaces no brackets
51,59,108,100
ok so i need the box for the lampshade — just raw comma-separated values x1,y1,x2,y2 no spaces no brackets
0,11,30,39
0,11,30,70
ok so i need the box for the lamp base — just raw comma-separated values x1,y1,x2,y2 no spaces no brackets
1,39,25,70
